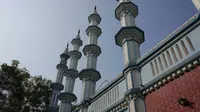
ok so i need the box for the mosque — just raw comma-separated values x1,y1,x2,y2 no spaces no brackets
44,0,200,112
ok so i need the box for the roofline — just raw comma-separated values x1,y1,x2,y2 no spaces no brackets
137,12,200,64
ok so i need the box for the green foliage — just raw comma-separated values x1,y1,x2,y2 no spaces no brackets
0,60,52,112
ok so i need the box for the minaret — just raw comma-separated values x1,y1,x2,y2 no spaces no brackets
192,0,200,11
115,0,146,112
44,44,69,112
58,30,83,112
79,6,102,112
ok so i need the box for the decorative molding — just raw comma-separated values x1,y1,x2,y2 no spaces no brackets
71,38,83,47
69,50,82,59
58,92,77,103
115,2,138,20
88,13,102,25
86,25,102,37
115,26,144,47
137,13,200,66
83,44,102,57
79,69,101,82
142,57,200,96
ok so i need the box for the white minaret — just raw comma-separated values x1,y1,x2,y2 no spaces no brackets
58,30,83,112
192,0,200,11
44,45,69,112
115,0,146,112
79,6,102,112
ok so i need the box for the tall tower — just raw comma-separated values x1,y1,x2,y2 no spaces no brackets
44,45,69,112
192,0,200,11
79,6,102,112
115,0,146,112
58,30,83,112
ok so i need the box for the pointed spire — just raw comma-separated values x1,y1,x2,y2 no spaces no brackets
76,29,81,39
64,43,69,54
93,6,98,14
94,6,97,11
78,29,80,35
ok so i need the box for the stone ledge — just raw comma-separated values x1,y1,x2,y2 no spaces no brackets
69,50,82,59
88,13,102,25
86,25,102,37
83,44,101,57
58,92,77,103
79,69,101,82
115,26,144,47
51,83,64,91
115,2,138,20
63,69,79,78
71,38,83,47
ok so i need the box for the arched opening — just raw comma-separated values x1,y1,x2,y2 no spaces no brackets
186,36,195,51
180,40,189,56
175,44,183,59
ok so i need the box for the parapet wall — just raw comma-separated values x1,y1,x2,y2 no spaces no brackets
140,15,200,85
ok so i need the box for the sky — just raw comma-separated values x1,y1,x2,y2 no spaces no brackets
0,0,198,102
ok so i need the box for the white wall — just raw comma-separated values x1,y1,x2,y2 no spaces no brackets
88,79,127,112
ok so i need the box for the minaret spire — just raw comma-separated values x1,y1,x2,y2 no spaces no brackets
44,44,70,112
115,0,145,112
79,7,102,112
94,6,97,10
76,29,81,39
58,30,83,112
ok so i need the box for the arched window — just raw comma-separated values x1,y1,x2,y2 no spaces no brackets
150,62,156,76
180,40,189,56
175,44,183,59
162,53,168,68
166,51,173,65
154,59,159,74
186,36,195,51
171,47,178,62
158,57,164,71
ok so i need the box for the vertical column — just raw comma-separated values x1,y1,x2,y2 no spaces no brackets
79,6,102,112
115,1,146,112
58,30,83,112
43,45,69,112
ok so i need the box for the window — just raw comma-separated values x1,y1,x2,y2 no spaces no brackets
186,36,195,51
162,53,168,68
180,40,189,56
171,47,178,62
166,51,173,65
175,44,183,59
150,62,156,76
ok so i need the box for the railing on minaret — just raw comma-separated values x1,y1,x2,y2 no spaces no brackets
43,44,69,112
79,6,102,112
115,0,146,112
58,30,83,112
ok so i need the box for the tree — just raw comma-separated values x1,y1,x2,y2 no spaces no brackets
0,60,52,112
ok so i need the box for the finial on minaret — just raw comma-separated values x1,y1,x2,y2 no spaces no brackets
76,29,81,38
93,6,98,14
78,29,80,35
64,43,69,54
94,6,97,11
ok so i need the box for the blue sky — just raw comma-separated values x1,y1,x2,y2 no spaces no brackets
0,0,198,101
